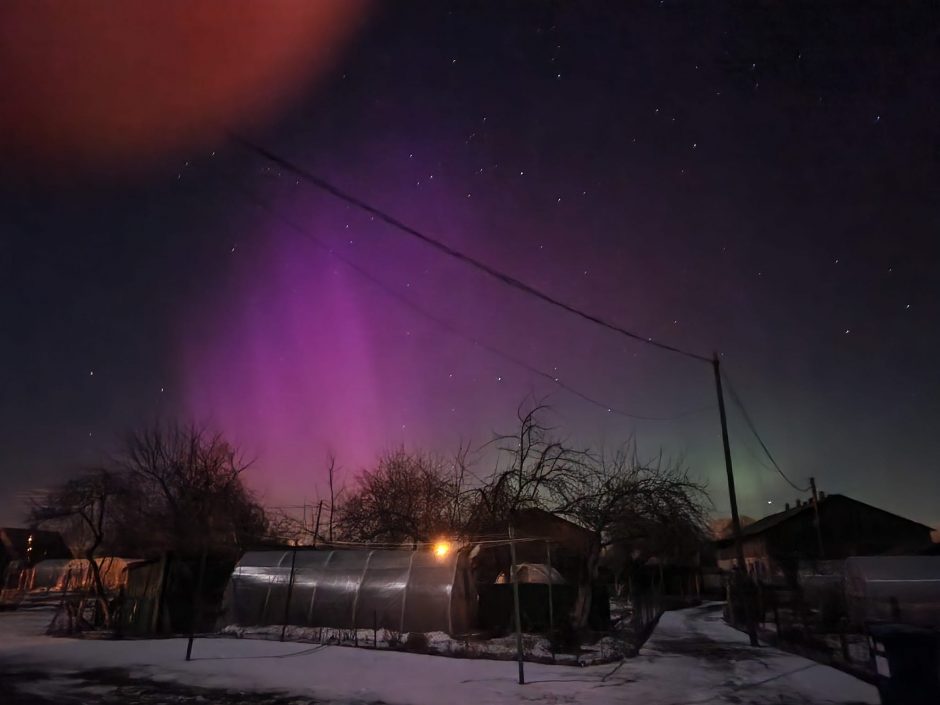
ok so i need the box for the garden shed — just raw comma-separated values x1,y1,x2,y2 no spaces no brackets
225,547,475,635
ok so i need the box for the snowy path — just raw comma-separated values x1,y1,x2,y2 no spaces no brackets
0,604,879,704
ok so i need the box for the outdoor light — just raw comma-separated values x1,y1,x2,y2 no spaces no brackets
433,540,451,558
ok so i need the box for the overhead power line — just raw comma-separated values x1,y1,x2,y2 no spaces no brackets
721,371,811,493
233,135,712,365
226,177,711,422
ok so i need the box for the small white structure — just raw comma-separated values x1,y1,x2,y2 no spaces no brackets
495,563,566,585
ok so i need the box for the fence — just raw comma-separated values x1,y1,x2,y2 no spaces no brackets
609,567,667,650
727,579,877,680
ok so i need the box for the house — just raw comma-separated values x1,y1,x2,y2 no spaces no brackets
714,493,933,585
0,527,71,577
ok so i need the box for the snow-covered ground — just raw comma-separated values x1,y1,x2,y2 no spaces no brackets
0,603,879,704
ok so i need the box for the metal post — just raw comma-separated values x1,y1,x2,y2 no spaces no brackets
545,541,555,656
280,548,298,642
508,522,525,684
712,354,759,647
185,546,208,661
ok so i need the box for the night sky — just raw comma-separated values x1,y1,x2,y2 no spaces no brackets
2,2,939,530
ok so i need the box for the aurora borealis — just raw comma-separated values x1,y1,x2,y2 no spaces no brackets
2,3,939,530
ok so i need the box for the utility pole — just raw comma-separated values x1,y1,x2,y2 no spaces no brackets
313,500,323,548
712,353,759,647
809,477,824,559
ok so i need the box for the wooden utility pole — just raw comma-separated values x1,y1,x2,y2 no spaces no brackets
328,456,336,543
313,500,323,548
809,477,824,559
712,353,759,647
508,522,525,684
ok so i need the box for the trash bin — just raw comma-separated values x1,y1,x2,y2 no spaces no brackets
868,624,940,705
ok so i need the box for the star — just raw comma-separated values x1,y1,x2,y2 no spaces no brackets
89,370,95,376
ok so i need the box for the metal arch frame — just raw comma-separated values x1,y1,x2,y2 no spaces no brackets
305,550,336,625
447,548,463,635
350,550,375,631
260,550,290,623
398,550,417,633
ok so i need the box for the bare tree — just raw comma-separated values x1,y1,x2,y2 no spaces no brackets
466,402,593,531
114,422,268,556
557,442,710,591
336,448,462,544
28,469,122,627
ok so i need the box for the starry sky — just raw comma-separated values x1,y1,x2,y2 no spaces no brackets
2,2,939,530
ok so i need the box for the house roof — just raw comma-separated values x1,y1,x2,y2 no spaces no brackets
714,494,933,546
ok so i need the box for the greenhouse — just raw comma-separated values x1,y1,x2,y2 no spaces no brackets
844,555,940,627
226,548,475,635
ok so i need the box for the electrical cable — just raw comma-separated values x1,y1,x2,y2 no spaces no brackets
225,175,713,423
720,371,811,493
232,135,712,365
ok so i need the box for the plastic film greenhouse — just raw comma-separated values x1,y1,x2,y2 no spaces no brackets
226,548,475,635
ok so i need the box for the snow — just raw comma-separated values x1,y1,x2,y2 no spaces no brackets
220,624,631,665
0,603,879,704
